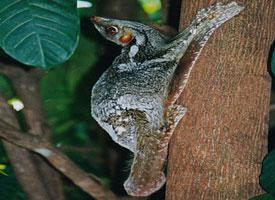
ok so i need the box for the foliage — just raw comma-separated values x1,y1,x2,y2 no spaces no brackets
250,194,275,200
0,0,106,199
0,164,8,176
138,0,161,21
0,144,24,200
0,75,13,99
0,0,79,68
0,173,25,200
40,34,98,138
259,150,275,198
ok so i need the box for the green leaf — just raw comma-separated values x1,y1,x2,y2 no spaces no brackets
0,75,14,99
260,150,275,196
0,0,79,68
138,0,161,21
250,193,275,200
0,173,23,200
40,34,98,136
0,164,8,176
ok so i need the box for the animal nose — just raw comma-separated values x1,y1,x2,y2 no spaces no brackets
90,16,101,23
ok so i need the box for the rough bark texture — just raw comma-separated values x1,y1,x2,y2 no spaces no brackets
166,0,274,199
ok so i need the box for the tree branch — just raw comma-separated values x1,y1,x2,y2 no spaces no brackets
0,61,43,79
0,62,64,200
0,93,56,200
0,64,118,199
0,118,118,200
0,61,21,77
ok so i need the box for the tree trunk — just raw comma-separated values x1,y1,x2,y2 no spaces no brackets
166,0,274,199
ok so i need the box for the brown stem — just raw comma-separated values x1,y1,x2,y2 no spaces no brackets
0,94,54,200
0,117,119,200
0,63,64,200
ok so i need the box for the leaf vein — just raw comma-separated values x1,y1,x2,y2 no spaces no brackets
41,38,68,54
51,0,74,8
13,32,36,48
0,8,29,27
2,19,32,45
33,15,68,28
0,0,21,14
36,34,46,67
36,24,73,41
31,3,75,20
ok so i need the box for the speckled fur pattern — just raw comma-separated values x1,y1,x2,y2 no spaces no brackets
91,2,244,196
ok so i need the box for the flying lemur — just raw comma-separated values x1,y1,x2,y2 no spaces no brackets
91,2,244,197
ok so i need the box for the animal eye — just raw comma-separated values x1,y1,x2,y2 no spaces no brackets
105,26,119,35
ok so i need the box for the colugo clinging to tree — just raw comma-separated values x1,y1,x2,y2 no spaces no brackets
90,2,244,196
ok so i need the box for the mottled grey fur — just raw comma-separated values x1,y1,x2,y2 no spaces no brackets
91,2,244,196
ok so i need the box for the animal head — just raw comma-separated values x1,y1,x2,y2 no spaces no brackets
91,16,166,47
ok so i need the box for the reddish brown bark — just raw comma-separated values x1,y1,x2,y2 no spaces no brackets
166,0,274,199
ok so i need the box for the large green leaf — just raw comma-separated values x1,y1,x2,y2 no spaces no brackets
0,0,79,68
260,150,275,196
